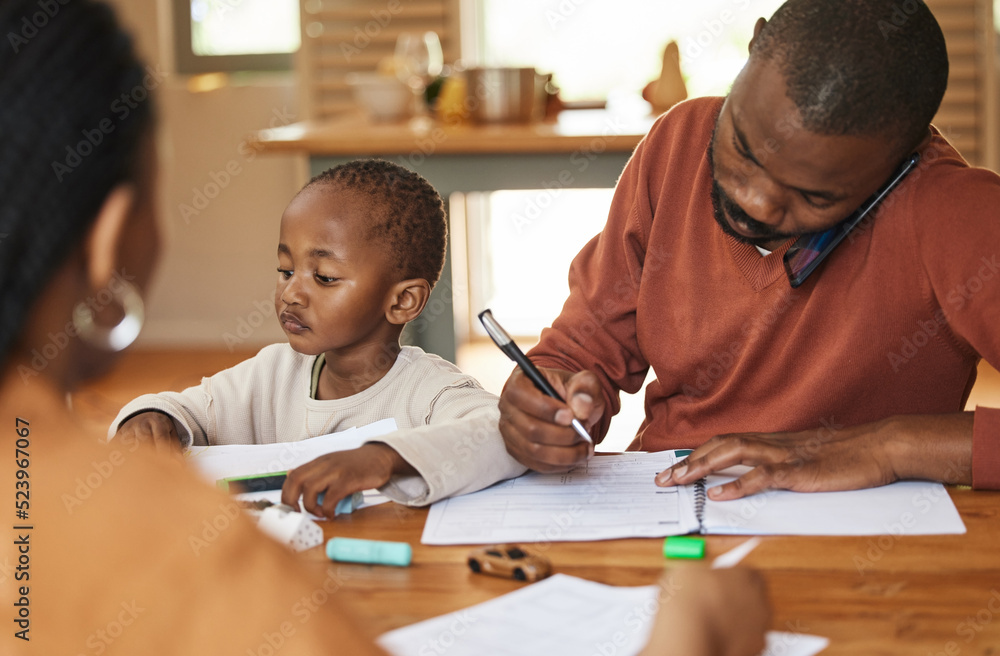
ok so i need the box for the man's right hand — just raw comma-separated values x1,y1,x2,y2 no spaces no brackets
497,366,604,472
114,411,183,456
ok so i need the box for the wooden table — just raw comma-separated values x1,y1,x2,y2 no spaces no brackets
297,488,1000,654
254,110,655,362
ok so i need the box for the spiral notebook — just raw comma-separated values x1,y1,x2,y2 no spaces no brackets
421,450,966,544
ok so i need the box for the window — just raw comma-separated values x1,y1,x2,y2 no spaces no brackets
457,0,786,339
173,0,301,74
474,0,786,101
464,188,614,338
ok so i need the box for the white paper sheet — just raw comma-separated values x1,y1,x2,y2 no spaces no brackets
701,468,967,536
422,452,965,544
376,573,829,656
185,418,397,519
185,417,398,483
422,452,700,544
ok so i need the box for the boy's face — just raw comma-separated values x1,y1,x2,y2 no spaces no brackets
274,185,400,356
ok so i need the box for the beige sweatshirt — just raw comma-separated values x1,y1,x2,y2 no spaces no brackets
108,344,526,505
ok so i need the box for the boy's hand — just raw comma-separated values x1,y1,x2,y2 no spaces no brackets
641,567,770,656
114,411,183,457
498,366,602,472
281,444,417,520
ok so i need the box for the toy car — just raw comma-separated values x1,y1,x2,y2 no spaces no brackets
466,544,552,582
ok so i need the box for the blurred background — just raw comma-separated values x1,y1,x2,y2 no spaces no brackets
82,0,1000,448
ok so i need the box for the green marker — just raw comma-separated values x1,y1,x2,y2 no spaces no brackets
217,471,288,494
663,536,706,559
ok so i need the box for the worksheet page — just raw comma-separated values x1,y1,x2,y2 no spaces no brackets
185,418,398,483
185,418,398,516
423,451,966,544
701,469,967,536
376,574,829,656
422,452,701,544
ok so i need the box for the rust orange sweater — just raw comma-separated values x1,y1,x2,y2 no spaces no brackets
529,97,1000,489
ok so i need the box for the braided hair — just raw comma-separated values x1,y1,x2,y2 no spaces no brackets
0,0,153,367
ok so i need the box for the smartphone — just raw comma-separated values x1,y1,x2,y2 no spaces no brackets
783,152,920,288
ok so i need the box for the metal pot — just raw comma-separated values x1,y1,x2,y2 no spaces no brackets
465,67,547,124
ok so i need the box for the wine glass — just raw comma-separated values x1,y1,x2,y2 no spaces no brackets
394,31,443,126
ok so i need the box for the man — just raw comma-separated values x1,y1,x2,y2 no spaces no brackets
498,0,1000,499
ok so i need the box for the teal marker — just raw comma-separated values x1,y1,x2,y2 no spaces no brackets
326,537,412,567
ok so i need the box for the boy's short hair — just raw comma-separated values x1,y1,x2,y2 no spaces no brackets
305,159,447,287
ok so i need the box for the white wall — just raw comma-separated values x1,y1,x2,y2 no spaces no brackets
108,0,303,350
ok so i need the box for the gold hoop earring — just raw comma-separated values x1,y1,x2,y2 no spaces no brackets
71,280,145,352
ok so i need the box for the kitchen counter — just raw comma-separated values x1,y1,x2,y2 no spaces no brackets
252,109,654,156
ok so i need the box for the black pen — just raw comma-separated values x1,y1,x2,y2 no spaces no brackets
478,309,593,444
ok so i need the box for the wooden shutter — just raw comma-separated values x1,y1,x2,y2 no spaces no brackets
297,0,461,121
926,0,998,168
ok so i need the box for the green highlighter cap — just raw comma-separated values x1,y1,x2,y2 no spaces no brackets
663,536,706,559
326,537,412,567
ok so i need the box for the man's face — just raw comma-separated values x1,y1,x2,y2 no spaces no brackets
709,57,906,250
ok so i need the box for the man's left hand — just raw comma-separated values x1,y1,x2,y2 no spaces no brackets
654,414,973,500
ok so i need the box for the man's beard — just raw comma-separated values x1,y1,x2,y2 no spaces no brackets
707,128,797,249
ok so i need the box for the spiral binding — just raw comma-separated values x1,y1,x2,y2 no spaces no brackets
693,479,707,532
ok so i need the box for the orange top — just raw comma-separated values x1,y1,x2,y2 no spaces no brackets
0,371,384,655
530,97,1000,489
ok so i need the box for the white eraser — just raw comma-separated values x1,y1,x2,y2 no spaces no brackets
257,506,324,552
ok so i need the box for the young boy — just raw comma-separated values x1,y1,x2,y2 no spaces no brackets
110,159,525,517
